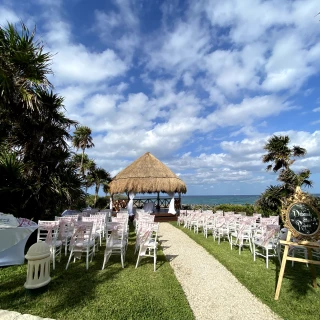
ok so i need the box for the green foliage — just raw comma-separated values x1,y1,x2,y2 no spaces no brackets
92,167,111,207
0,23,86,220
94,196,109,209
255,185,285,217
85,194,110,209
0,23,53,115
214,203,256,215
181,203,256,215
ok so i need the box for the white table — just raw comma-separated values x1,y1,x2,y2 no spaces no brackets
0,225,38,266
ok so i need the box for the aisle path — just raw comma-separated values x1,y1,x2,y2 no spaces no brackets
158,223,282,320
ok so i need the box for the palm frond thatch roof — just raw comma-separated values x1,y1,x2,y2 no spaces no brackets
109,152,187,194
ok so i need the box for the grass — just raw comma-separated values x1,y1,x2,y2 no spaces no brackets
174,223,320,320
0,224,194,320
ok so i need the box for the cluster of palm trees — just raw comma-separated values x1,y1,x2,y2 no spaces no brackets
71,126,111,207
256,135,313,216
0,23,110,220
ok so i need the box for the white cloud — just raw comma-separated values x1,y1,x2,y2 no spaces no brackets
202,95,292,130
0,6,21,25
182,72,194,87
40,18,129,86
51,44,127,86
204,44,265,94
146,19,211,74
262,34,316,92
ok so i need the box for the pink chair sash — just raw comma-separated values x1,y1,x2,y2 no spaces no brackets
39,223,57,244
261,225,280,247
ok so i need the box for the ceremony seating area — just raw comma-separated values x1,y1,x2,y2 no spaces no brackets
2,215,320,320
1,220,195,320
33,208,160,272
178,209,283,268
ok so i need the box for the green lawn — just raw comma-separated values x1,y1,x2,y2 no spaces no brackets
174,223,320,320
0,224,194,320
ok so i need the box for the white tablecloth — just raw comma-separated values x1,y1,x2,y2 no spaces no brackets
0,226,38,266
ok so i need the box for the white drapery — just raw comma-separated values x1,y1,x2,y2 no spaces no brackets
167,192,176,214
109,197,113,210
127,192,135,216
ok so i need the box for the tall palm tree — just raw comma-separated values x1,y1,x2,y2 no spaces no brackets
92,167,111,207
72,126,94,175
262,135,306,172
83,159,96,193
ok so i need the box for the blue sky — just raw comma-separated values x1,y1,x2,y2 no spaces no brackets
2,0,320,195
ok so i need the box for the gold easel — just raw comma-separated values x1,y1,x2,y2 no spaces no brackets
274,187,320,300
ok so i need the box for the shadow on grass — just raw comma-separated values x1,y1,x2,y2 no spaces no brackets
275,257,320,298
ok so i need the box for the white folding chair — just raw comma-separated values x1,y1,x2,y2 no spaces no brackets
66,221,95,270
253,224,280,268
102,223,127,269
135,227,158,272
37,220,62,270
55,216,75,256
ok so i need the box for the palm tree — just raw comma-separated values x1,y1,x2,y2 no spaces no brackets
72,126,94,175
0,23,53,144
83,159,96,193
92,167,111,207
262,135,306,172
102,181,110,196
278,168,313,192
255,185,285,216
71,153,96,192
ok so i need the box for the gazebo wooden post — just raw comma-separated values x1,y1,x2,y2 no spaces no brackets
156,192,160,210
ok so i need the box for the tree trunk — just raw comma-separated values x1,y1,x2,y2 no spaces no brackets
94,183,100,207
80,148,85,176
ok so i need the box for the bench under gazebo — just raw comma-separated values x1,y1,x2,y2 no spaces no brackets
109,152,187,222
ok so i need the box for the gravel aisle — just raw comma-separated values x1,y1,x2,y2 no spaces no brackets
158,223,282,320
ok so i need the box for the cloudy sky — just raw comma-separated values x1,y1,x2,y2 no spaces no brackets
2,0,320,195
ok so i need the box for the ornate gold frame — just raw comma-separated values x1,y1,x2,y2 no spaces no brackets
281,187,320,241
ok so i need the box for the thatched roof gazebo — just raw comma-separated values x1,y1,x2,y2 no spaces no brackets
109,152,187,214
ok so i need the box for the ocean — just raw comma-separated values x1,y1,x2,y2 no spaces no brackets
181,195,259,206
180,194,320,206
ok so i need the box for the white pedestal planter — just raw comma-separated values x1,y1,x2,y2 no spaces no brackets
24,241,51,289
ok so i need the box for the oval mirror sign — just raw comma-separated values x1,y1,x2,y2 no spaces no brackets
288,202,319,236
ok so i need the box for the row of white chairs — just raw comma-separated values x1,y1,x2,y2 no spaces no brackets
38,210,161,272
178,210,281,268
37,219,96,270
37,211,118,270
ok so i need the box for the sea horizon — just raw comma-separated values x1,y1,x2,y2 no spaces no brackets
137,193,320,206
181,195,260,205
